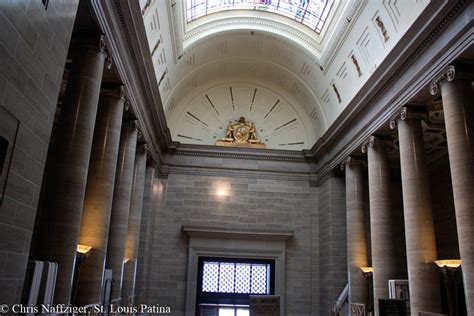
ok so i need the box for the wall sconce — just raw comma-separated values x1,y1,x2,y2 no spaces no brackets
76,244,92,255
360,267,374,315
72,244,93,304
360,267,373,274
435,259,462,316
435,260,462,269
124,258,131,264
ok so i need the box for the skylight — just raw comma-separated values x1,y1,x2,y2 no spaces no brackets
186,0,335,33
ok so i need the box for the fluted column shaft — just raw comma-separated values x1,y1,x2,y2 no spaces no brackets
121,145,147,306
366,138,399,315
75,88,126,306
396,113,441,314
105,122,138,302
344,158,369,309
135,164,155,301
36,37,106,304
439,76,474,314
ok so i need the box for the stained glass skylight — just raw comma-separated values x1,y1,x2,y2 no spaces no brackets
186,0,335,33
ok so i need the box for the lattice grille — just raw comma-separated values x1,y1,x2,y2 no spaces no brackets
235,264,251,293
250,264,268,294
202,262,219,292
219,263,235,293
202,260,270,294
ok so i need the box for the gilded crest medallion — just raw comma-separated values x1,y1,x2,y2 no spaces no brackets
216,117,265,148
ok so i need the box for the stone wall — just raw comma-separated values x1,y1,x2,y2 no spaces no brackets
149,172,314,315
0,0,78,304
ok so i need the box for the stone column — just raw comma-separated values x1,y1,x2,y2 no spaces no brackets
105,121,138,302
74,87,126,306
431,65,474,314
342,157,369,310
135,163,156,302
121,144,147,306
146,179,167,303
390,107,441,315
363,136,399,315
35,36,107,304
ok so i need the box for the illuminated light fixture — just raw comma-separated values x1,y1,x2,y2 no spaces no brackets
435,259,462,316
153,182,163,193
360,266,374,314
360,267,373,273
435,259,462,269
76,244,92,255
216,188,227,197
124,258,131,264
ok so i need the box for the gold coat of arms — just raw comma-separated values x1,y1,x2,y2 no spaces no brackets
216,117,266,148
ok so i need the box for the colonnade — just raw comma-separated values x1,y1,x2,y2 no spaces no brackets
343,65,473,315
32,35,161,306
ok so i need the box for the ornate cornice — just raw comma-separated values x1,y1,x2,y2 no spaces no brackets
172,144,308,163
390,0,468,83
174,150,303,162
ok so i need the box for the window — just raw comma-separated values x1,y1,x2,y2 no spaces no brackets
197,257,275,316
186,0,335,34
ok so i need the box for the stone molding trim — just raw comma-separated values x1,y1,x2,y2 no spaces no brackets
183,225,292,315
167,165,311,182
182,225,294,241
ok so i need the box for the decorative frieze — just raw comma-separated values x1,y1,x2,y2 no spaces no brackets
375,16,389,42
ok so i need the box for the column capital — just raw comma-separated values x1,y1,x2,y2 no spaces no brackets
123,118,138,129
430,64,473,95
361,135,390,153
124,95,131,111
341,156,366,171
101,85,126,99
99,34,113,70
389,107,426,129
74,35,108,54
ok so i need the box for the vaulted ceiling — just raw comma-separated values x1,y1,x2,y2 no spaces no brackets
139,0,430,150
